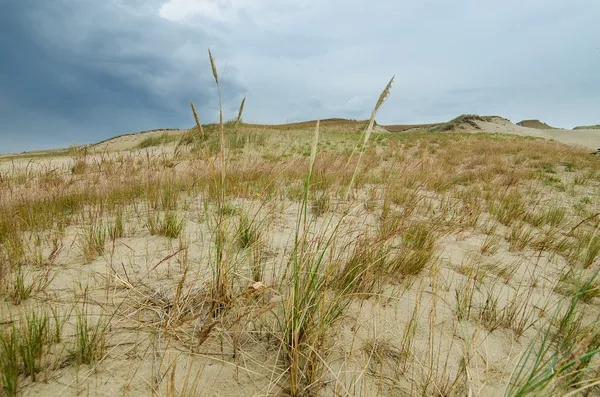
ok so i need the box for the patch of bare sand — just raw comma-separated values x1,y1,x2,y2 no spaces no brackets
91,129,185,152
464,117,600,150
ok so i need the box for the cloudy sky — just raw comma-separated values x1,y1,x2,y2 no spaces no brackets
1,0,599,153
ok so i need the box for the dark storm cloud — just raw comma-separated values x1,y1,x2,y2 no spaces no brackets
0,0,246,153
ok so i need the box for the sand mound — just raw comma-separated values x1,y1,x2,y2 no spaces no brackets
397,114,600,150
464,117,600,150
91,128,184,152
437,115,508,132
384,115,505,134
517,119,556,129
7,115,600,159
383,123,443,132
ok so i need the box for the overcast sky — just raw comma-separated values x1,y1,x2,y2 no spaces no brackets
1,0,599,153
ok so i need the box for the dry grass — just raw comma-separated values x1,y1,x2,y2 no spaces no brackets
1,56,600,397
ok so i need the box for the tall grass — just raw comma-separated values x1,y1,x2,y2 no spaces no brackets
8,266,34,305
281,76,394,395
0,326,19,396
80,219,106,263
0,310,57,394
506,268,600,396
137,133,179,149
70,310,106,366
207,48,232,316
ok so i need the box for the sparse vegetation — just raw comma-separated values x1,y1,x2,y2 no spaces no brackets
574,124,600,130
137,133,179,149
70,309,106,366
0,310,58,394
431,113,497,132
1,51,600,397
517,119,556,129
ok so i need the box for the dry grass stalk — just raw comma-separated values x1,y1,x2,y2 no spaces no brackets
236,96,246,126
345,75,394,200
190,101,204,139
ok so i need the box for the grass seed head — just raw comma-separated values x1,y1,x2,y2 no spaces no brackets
375,75,395,113
190,101,205,138
208,48,219,84
236,96,246,126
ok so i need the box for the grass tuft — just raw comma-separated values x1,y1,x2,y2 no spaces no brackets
70,311,106,366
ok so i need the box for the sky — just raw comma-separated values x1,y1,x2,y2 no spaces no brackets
1,0,599,153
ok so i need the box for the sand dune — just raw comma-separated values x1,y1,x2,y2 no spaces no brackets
459,116,600,150
90,128,184,152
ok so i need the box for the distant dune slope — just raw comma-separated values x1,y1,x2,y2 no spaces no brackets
517,119,556,129
468,117,600,150
4,115,600,158
574,125,600,130
383,123,442,132
90,128,184,152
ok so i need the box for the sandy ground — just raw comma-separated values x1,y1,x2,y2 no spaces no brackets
1,120,600,396
472,117,600,150
91,129,185,152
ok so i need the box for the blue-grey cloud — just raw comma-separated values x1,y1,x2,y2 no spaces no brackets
0,0,246,153
1,0,600,153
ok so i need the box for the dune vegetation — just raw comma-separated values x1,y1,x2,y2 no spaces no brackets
1,51,600,397
574,125,600,131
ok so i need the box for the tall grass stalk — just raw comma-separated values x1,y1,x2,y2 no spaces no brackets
345,76,394,200
283,75,394,395
0,327,19,396
236,96,246,127
70,310,106,366
190,101,205,139
206,48,230,315
505,267,600,396
18,311,49,382
287,119,321,396
204,49,245,316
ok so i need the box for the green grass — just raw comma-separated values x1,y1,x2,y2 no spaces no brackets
0,326,19,396
9,266,34,305
147,211,185,238
508,222,534,251
235,212,262,250
480,234,501,255
583,234,600,269
69,311,106,366
573,124,600,130
479,289,503,332
80,221,107,263
310,191,330,217
108,209,124,240
333,237,387,295
489,191,525,226
507,270,600,396
525,207,566,228
0,310,57,394
382,221,438,278
137,133,179,149
555,271,600,303
280,75,394,396
18,311,49,381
